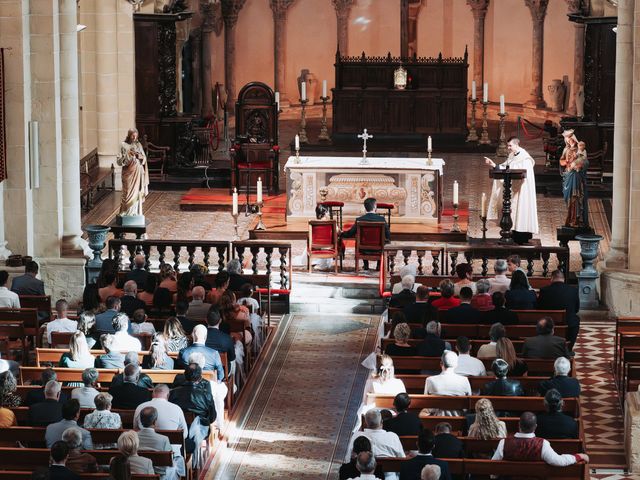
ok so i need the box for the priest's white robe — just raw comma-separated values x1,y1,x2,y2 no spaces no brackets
487,147,539,234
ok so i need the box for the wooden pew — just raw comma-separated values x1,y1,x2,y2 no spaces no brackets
10,407,136,428
17,295,52,319
0,447,172,468
384,322,568,340
395,374,549,395
376,458,586,478
414,416,520,435
397,436,584,454
0,321,27,361
0,308,39,345
0,473,158,480
384,356,574,377
381,337,527,355
367,394,580,417
20,366,218,385
436,309,566,325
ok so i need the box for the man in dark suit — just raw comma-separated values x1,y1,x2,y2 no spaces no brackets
48,441,81,480
124,255,148,291
29,380,64,427
95,297,121,335
404,286,436,325
205,307,236,366
10,260,45,295
176,300,198,335
535,389,579,439
226,259,254,292
538,357,581,398
339,437,384,480
119,281,146,317
482,292,519,325
169,364,216,427
25,369,68,406
389,275,417,308
537,270,580,349
416,321,447,358
341,197,390,270
432,422,464,459
383,393,422,436
400,429,451,480
444,287,482,324
522,317,571,359
178,324,225,381
109,364,151,409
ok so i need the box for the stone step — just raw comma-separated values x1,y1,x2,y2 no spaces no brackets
291,282,380,301
289,299,385,314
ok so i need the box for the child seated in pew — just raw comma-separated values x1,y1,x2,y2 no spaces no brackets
130,309,156,336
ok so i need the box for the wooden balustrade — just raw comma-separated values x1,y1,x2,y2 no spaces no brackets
232,240,293,290
108,239,231,273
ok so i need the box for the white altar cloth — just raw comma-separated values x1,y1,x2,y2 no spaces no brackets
284,156,445,222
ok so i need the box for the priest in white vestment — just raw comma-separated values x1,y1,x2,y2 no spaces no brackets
485,137,539,234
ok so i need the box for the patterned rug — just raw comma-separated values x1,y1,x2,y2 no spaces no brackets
207,313,381,480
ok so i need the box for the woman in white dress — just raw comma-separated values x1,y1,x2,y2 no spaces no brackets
371,355,406,395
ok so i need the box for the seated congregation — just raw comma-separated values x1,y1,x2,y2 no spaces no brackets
342,255,587,479
0,258,268,479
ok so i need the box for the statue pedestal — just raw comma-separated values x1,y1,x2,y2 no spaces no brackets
116,215,145,227
625,391,640,472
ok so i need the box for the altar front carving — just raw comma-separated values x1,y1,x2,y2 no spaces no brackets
285,156,444,222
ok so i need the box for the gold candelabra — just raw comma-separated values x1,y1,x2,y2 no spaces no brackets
496,112,508,157
298,99,309,144
451,203,461,232
479,101,491,145
318,96,330,142
467,98,479,142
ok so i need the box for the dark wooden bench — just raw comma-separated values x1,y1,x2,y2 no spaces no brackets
395,374,551,395
0,308,39,346
397,436,584,454
0,447,172,468
17,295,51,319
11,407,135,428
384,322,568,340
381,337,528,355
390,275,555,291
0,472,158,480
80,148,115,211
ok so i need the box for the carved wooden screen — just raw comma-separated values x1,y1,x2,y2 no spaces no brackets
0,49,6,182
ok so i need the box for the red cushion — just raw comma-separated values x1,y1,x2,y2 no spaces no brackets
381,291,392,298
320,201,344,207
311,224,334,245
377,203,394,209
238,161,272,169
310,249,337,255
256,288,291,295
343,223,354,231
360,225,384,247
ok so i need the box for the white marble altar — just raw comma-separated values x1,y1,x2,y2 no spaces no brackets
284,156,445,222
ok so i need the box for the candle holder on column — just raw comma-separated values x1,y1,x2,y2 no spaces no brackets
479,101,491,145
231,213,239,240
451,204,461,232
496,112,508,157
427,150,433,166
318,96,330,142
255,202,266,230
479,214,488,241
466,98,479,142
298,99,309,144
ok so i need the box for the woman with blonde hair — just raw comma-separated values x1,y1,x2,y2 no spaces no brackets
158,264,177,293
60,331,96,369
468,398,507,440
385,323,416,356
142,336,174,370
496,337,528,376
161,316,189,352
115,430,154,474
371,355,406,395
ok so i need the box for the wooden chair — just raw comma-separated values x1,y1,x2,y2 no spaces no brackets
318,201,344,230
308,220,340,273
376,202,394,225
355,221,386,273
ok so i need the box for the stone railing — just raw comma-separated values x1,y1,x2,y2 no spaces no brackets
232,240,292,290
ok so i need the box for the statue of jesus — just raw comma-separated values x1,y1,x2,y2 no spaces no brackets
484,137,539,235
117,128,149,218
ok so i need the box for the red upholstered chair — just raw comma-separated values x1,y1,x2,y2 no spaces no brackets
308,220,340,273
355,221,386,273
318,201,344,230
376,202,394,226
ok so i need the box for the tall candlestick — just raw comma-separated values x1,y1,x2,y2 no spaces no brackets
301,82,306,101
256,177,263,203
275,91,280,110
481,192,486,217
471,80,476,101
427,136,432,152
232,188,238,216
322,80,327,98
453,181,459,205
295,134,300,150
500,94,505,114
483,82,488,103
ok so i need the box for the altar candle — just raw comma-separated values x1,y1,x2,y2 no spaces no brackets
471,80,476,100
232,188,238,216
295,134,300,150
301,82,306,101
453,181,459,205
322,80,327,98
275,91,280,110
427,136,432,152
500,94,505,114
483,83,488,103
257,177,263,203
481,192,486,217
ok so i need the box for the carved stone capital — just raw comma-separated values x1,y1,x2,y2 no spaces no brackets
331,0,355,15
270,0,296,18
221,0,247,29
565,0,585,14
201,0,223,35
467,0,489,19
525,0,549,23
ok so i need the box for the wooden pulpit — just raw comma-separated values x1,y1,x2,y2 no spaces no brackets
489,167,527,244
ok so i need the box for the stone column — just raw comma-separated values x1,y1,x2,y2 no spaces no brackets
524,0,548,108
221,0,247,111
59,0,88,257
401,0,409,58
627,0,640,271
332,0,354,55
467,0,489,89
565,0,585,115
270,0,295,104
605,0,633,269
201,2,216,117
407,1,424,58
